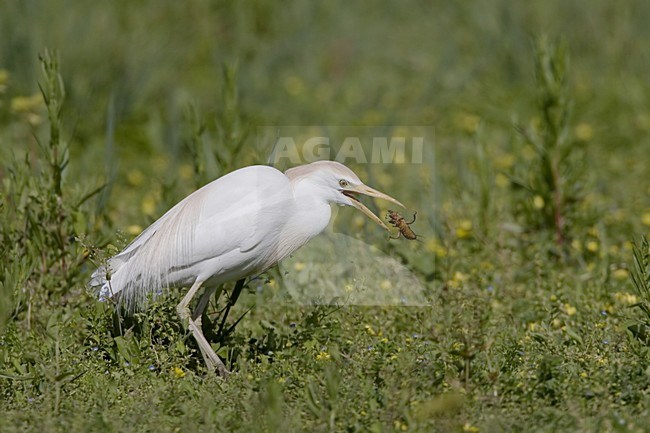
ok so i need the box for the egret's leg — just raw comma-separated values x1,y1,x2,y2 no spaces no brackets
192,285,218,326
177,278,205,322
216,278,246,338
177,279,229,377
187,320,229,377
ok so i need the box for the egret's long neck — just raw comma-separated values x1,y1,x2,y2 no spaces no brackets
256,179,334,271
289,180,333,240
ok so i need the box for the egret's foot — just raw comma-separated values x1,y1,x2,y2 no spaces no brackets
187,318,229,377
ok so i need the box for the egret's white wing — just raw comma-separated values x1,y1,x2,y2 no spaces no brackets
187,166,294,274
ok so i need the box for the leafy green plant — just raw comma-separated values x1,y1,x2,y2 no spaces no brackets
508,36,584,248
628,236,650,344
0,49,97,329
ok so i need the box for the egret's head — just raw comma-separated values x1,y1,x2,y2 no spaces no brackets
285,161,404,231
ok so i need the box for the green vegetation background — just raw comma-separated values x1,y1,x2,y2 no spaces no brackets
2,1,650,432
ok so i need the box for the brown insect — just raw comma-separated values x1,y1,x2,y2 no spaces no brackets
386,210,420,240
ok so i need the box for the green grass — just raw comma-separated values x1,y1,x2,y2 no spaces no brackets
2,1,650,432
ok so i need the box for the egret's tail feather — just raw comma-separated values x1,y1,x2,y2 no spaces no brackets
89,184,203,311
89,257,127,303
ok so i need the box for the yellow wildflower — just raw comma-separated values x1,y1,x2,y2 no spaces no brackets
463,423,480,433
426,238,447,257
10,93,43,113
126,169,144,186
642,212,650,227
141,195,156,216
293,262,306,271
315,351,330,361
613,268,628,280
614,292,638,305
447,271,467,289
172,367,185,378
455,220,473,239
521,144,536,161
575,123,594,141
495,172,510,188
586,241,599,253
533,195,545,209
127,225,143,236
178,164,194,180
571,239,582,252
564,304,577,316
394,420,409,431
453,271,467,282
494,153,515,170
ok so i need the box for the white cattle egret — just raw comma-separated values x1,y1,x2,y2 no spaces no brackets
90,160,404,376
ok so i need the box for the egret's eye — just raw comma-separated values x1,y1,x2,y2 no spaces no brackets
339,179,350,188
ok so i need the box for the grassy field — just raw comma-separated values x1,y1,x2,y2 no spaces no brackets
3,1,650,432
